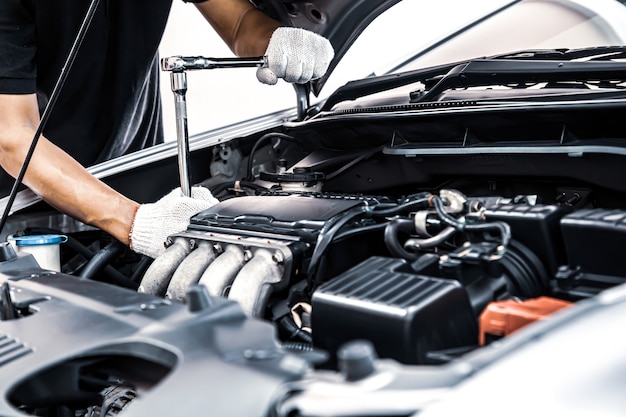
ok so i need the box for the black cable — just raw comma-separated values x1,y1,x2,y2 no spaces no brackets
306,206,367,291
370,197,430,217
333,222,387,243
244,133,296,181
0,0,103,236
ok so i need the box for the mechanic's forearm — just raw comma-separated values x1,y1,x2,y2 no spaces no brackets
0,127,138,245
194,0,280,56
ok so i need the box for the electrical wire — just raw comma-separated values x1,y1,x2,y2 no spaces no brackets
244,132,297,181
306,206,367,292
370,196,430,217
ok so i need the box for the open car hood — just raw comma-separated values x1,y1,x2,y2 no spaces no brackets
252,0,402,95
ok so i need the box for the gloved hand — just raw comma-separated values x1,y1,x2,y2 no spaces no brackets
129,186,219,259
256,27,334,85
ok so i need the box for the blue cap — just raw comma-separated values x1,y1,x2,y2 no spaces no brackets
9,234,68,246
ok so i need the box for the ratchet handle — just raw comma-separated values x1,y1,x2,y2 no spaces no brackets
161,56,268,72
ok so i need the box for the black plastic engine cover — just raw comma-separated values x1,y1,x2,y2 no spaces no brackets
189,194,365,240
484,203,571,275
561,209,626,277
311,257,477,365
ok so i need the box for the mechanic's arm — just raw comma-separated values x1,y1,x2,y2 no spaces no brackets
0,93,218,259
193,0,278,56
193,0,334,84
0,93,139,245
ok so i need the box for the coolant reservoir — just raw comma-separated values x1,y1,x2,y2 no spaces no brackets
8,234,67,272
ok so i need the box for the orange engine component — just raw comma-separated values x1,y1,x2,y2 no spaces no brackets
479,296,573,345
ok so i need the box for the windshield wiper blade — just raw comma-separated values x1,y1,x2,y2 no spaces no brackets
320,61,464,112
489,46,626,61
320,47,626,112
413,59,626,103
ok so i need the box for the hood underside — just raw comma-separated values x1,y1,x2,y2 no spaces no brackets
251,0,402,94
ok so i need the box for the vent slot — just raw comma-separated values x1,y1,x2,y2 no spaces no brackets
0,334,33,367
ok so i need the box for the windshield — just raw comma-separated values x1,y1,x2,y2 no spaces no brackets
320,0,626,98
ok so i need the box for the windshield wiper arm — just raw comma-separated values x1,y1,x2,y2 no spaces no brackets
320,61,463,112
414,59,626,103
489,46,626,61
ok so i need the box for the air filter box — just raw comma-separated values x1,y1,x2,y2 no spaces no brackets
311,257,477,365
560,209,626,277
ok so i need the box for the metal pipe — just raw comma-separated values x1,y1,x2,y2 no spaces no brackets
227,249,284,317
138,237,191,296
198,244,245,297
165,240,216,302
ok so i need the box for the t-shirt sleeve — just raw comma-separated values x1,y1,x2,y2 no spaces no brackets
0,0,37,94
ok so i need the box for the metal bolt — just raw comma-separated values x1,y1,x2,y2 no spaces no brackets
213,243,223,255
272,251,284,265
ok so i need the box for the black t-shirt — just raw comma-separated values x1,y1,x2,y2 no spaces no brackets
0,0,173,195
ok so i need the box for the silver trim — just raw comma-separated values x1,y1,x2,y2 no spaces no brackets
1,108,298,216
384,145,626,157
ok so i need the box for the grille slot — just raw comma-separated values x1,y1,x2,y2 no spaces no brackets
0,334,33,367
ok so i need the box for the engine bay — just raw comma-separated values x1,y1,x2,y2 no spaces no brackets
2,101,626,416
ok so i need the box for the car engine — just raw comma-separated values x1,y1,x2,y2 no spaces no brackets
2,87,626,416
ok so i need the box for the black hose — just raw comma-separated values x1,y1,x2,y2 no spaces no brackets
279,316,313,343
404,226,456,251
383,218,420,260
79,240,126,284
281,341,330,365
129,255,153,284
24,227,136,288
432,196,511,248
281,342,314,352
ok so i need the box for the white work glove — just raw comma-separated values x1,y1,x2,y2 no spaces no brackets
256,27,334,85
129,186,219,259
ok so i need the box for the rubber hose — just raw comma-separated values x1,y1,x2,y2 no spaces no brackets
25,227,136,288
384,218,420,260
404,226,456,251
279,316,313,344
80,240,125,282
